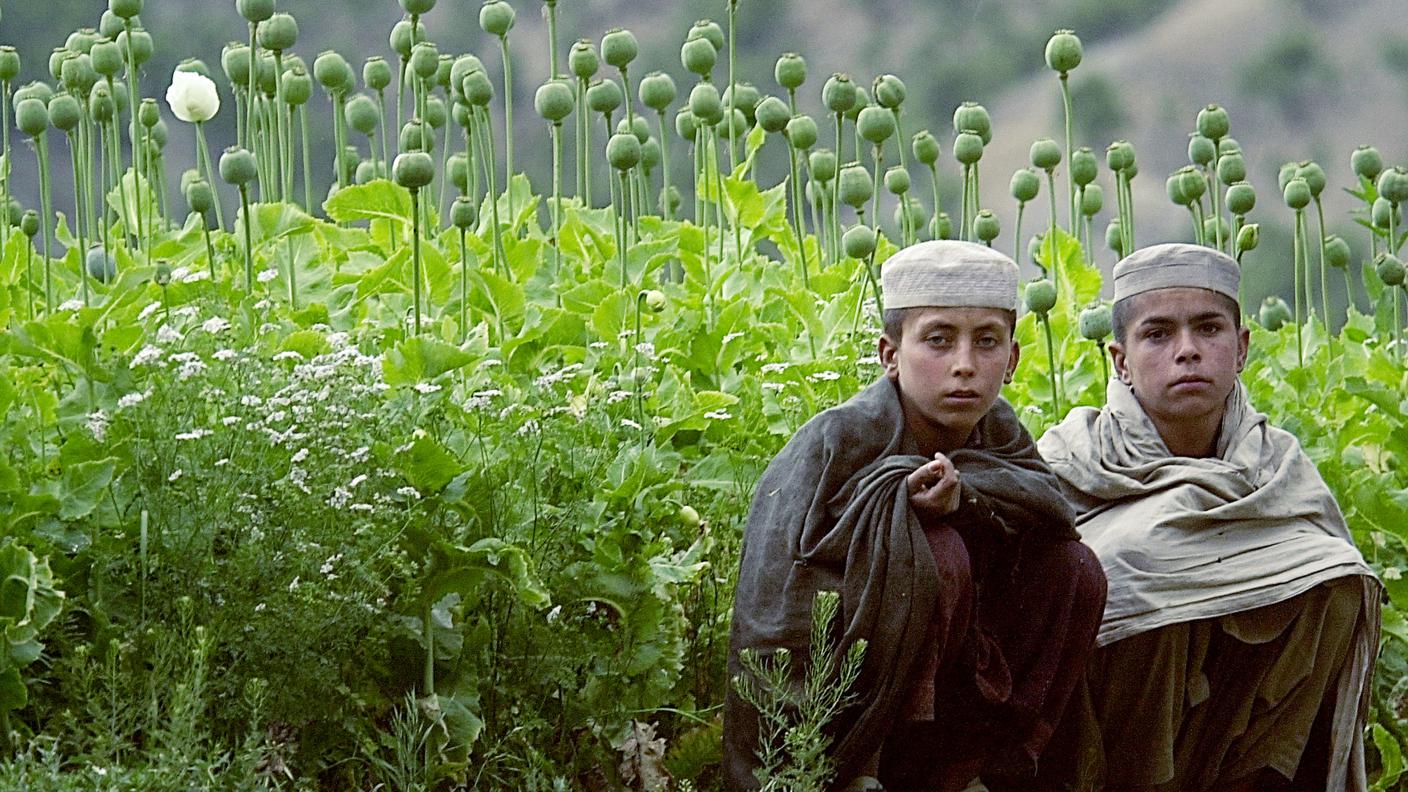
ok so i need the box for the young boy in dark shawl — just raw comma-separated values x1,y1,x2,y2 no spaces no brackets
724,240,1108,792
1038,243,1382,791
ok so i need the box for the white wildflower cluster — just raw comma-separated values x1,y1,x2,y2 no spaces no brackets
589,341,609,350
290,448,310,464
607,389,633,404
86,410,109,442
396,486,421,500
213,348,238,362
535,362,584,388
138,301,163,321
516,419,540,437
621,418,642,430
156,324,185,345
257,268,279,283
320,553,343,577
856,355,882,368
704,410,734,421
169,351,208,381
130,345,165,369
760,362,790,375
634,342,656,359
175,428,213,441
1385,567,1403,581
179,269,211,284
117,390,150,410
721,331,744,344
272,351,304,363
59,298,85,312
201,316,232,335
761,382,786,393
414,382,442,394
466,389,502,410
168,469,184,482
808,370,841,382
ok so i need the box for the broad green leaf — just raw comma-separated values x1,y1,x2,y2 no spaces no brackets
397,434,462,494
382,337,478,386
55,458,116,521
323,179,413,225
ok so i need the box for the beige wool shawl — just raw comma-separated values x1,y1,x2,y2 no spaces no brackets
1038,379,1381,792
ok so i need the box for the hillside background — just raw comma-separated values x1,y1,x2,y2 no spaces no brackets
5,0,1408,312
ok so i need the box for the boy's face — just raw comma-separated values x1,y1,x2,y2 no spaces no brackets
1109,287,1249,431
878,306,1019,445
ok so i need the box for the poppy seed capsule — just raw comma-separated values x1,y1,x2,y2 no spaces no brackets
639,71,676,112
934,212,954,240
399,120,432,153
680,37,716,77
895,197,927,233
1071,147,1097,186
90,39,121,78
975,209,1000,243
1079,303,1112,341
1225,182,1255,216
450,195,477,229
237,0,273,23
775,52,806,91
255,54,278,96
259,12,298,52
641,137,660,169
1203,215,1230,243
1325,234,1351,270
857,106,895,144
219,146,257,185
1351,145,1383,181
1376,253,1405,286
535,80,575,123
1296,161,1326,197
314,50,353,93
838,162,872,208
1373,198,1398,229
601,28,638,69
449,55,484,98
110,0,142,18
0,47,19,83
809,148,837,181
1283,177,1311,210
644,289,668,313
952,101,991,144
283,66,312,106
842,224,876,259
345,93,379,135
607,131,641,170
1276,162,1298,192
89,83,115,122
674,109,697,142
1378,167,1408,203
389,20,424,59
1196,104,1230,140
954,131,984,166
393,151,435,190
222,42,250,87
688,81,722,124
689,19,725,51
1217,152,1246,185
1258,296,1291,330
616,115,648,143
463,69,494,106
410,42,439,80
822,73,857,114
66,29,96,56
15,81,53,106
1187,134,1215,167
479,0,515,36
452,100,472,129
401,0,437,14
912,130,940,166
1082,183,1103,216
1179,167,1206,202
1237,222,1259,252
65,54,95,94
1030,138,1061,171
86,245,117,283
48,94,80,132
722,82,760,120
786,115,818,150
1045,29,1082,73
1025,279,1057,315
1011,168,1040,203
754,95,790,133
716,108,746,138
1165,172,1189,206
873,73,906,109
1106,140,1131,173
447,153,468,190
20,209,38,238
885,166,910,195
15,98,47,137
47,49,67,84
120,28,153,66
185,178,213,215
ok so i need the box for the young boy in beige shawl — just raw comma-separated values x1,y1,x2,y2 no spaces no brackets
1038,243,1382,792
725,240,1107,792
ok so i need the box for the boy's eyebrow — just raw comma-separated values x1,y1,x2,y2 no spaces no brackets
1135,310,1232,328
913,318,1008,333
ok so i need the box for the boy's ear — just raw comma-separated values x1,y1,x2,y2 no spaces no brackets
1109,341,1131,384
1004,340,1020,383
1236,325,1250,372
878,334,899,379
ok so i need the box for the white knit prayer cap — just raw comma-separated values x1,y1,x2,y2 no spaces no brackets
880,240,1020,311
1112,243,1240,305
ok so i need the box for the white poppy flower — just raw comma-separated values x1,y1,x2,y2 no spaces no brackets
165,70,220,123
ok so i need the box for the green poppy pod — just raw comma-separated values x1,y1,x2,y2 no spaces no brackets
97,10,123,39
430,54,452,90
1106,140,1132,173
410,42,439,80
462,69,494,106
424,95,447,128
48,94,80,132
393,150,435,190
449,55,484,98
680,37,715,77
154,261,173,286
479,0,516,37
716,107,746,139
253,54,278,97
0,47,19,83
89,82,115,122
786,114,818,150
1196,104,1229,140
809,148,837,182
952,101,991,144
838,162,871,208
363,56,392,92
120,28,154,66
643,289,667,313
1025,278,1057,315
601,28,638,69
1044,29,1082,73
639,71,676,112
181,167,204,196
1276,162,1298,192
15,98,47,137
1165,171,1189,206
1071,146,1097,186
844,87,869,121
1218,137,1241,156
1258,295,1290,330
688,81,722,124
1376,253,1405,286
1079,302,1112,341
259,12,298,52
185,178,213,215
569,39,598,80
975,209,1000,243
894,196,927,234
933,211,954,240
399,119,432,152
885,166,910,195
66,29,97,55
15,81,53,106
1187,134,1215,167
1296,161,1326,197
312,51,352,95
842,224,876,260
822,73,857,114
689,19,725,51
64,52,96,93
1373,197,1398,229
535,80,575,123
954,131,984,166
912,130,940,166
641,136,661,170
18,209,41,240
4,200,18,227
607,131,641,171
176,57,212,81
1010,168,1040,203
86,245,117,283
1225,182,1255,216
138,97,159,128
222,42,251,87
1351,145,1383,182
345,93,379,135
1029,138,1061,171
110,0,142,19
580,79,618,117
237,0,274,23
1203,215,1230,244
401,0,437,14
1081,183,1103,216
754,95,790,134
674,109,697,142
89,39,121,78
452,100,472,129
857,106,895,144
1283,177,1311,210
1178,166,1205,202
354,160,379,184
1217,152,1246,185
282,66,312,106
723,82,760,120
150,119,168,149
1325,234,1351,270
873,73,906,109
450,195,477,230
46,49,67,84
775,52,806,91
446,153,469,191
219,145,257,185
1380,167,1408,203
389,20,425,59
666,185,682,214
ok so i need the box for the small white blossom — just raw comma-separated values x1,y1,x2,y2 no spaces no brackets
117,391,149,409
215,458,230,467
704,410,734,421
176,358,208,381
213,349,237,362
257,268,279,284
589,341,608,350
156,324,184,345
396,486,422,500
516,419,540,436
175,428,213,441
634,342,656,358
1386,567,1403,581
414,382,442,394
254,602,266,613
273,351,303,363
180,269,211,284
59,298,84,312
808,370,841,382
288,576,301,592
131,345,165,368
621,418,642,430
762,382,786,392
607,389,633,404
139,301,162,320
168,469,184,482
760,362,790,375
722,331,744,344
291,447,310,464
240,395,263,407
86,410,109,442
349,503,375,512
201,316,232,335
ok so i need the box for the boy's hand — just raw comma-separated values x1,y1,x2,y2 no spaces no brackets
907,452,961,519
